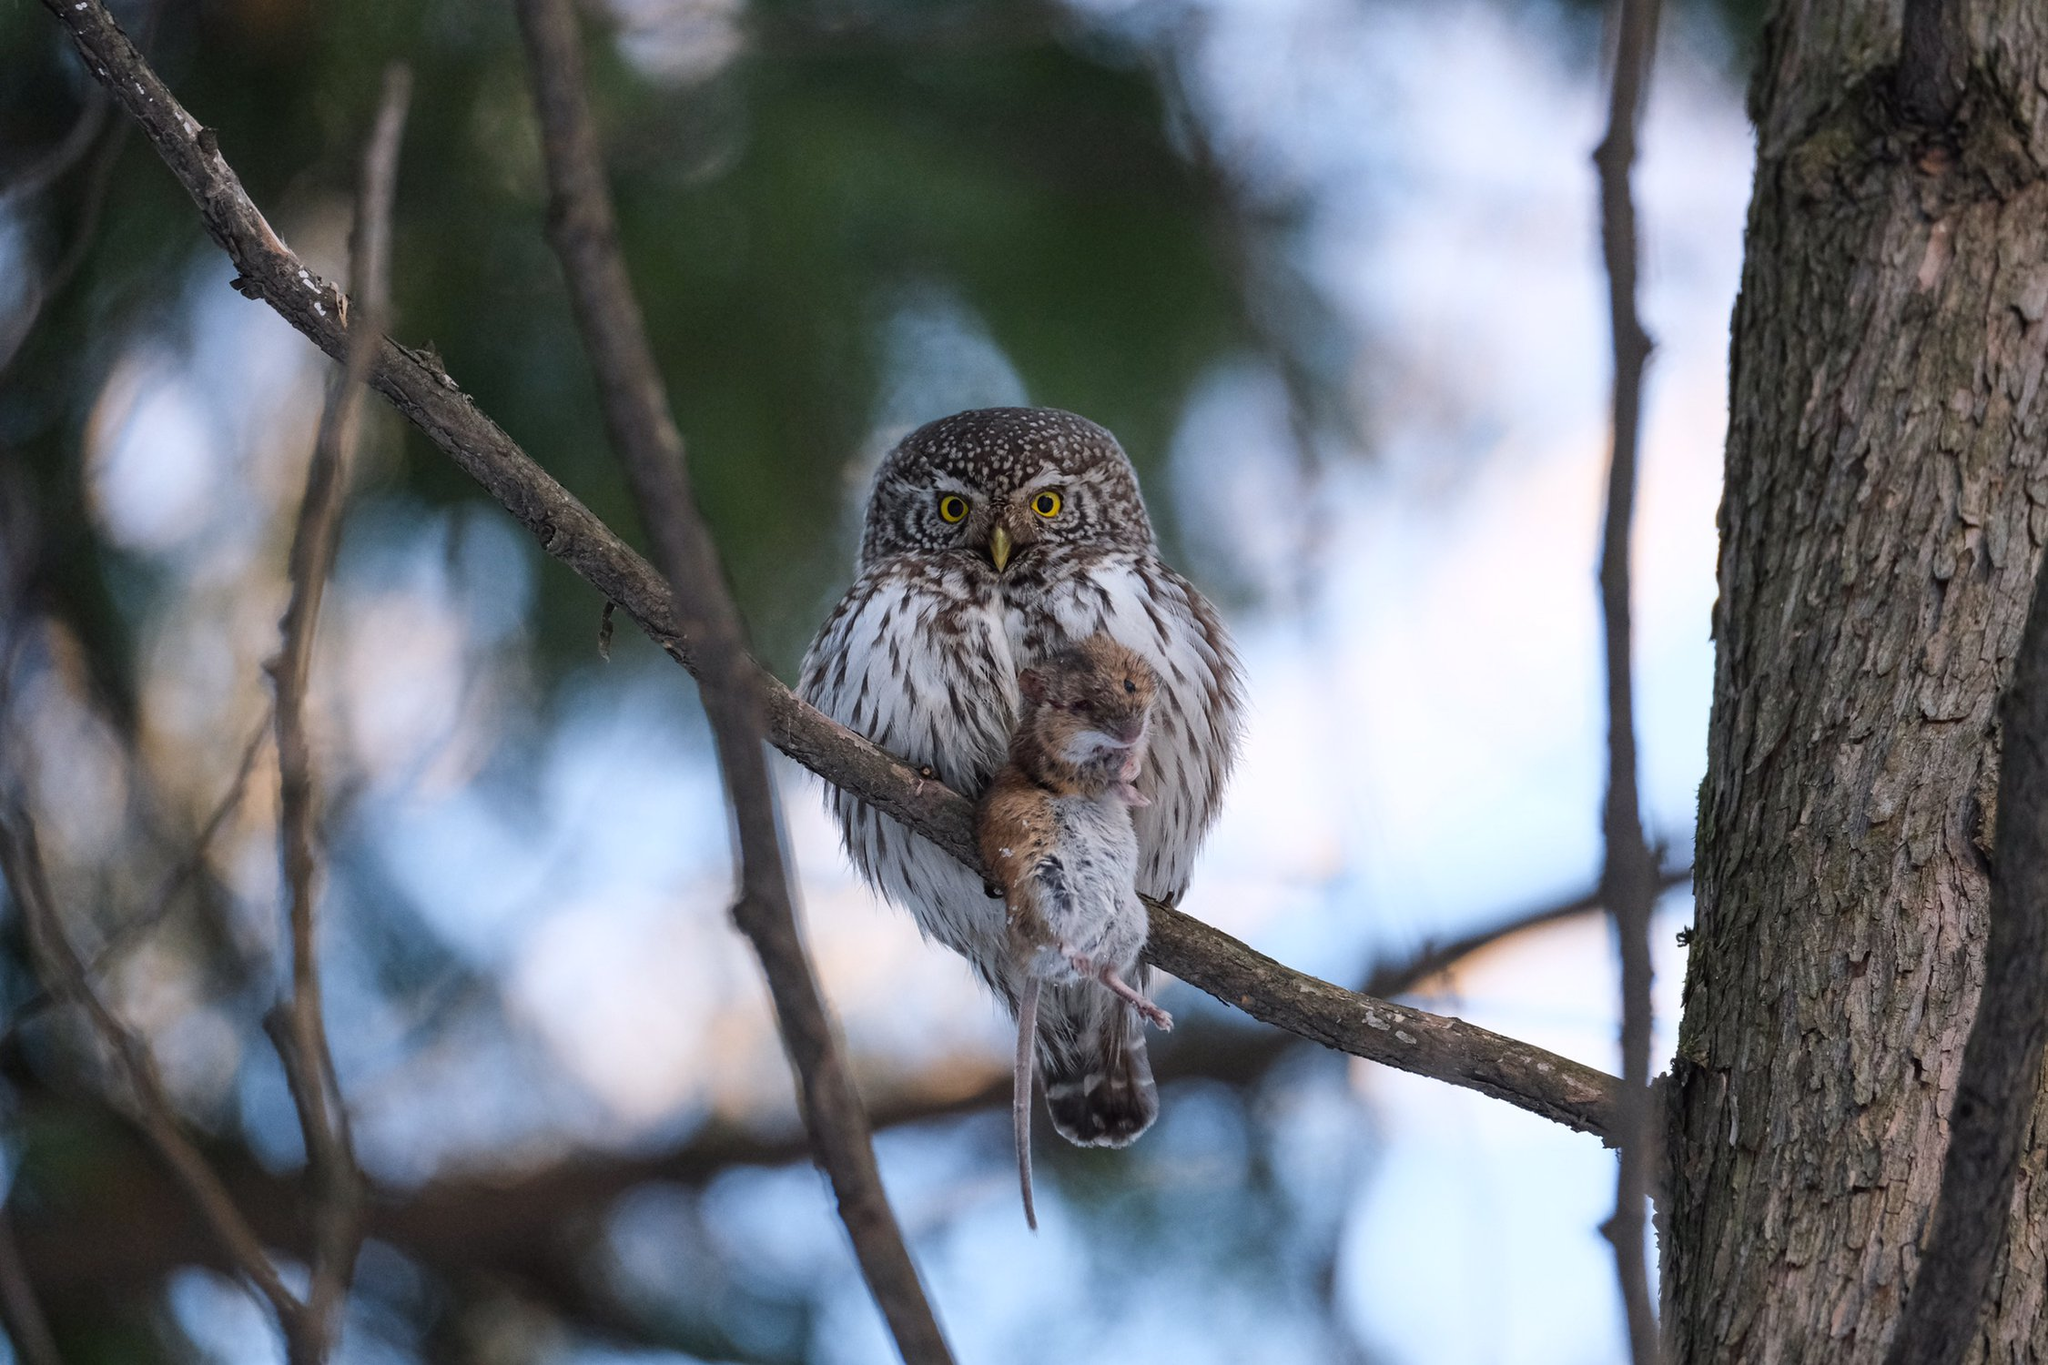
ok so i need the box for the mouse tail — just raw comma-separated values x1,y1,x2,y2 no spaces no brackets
1015,977,1040,1230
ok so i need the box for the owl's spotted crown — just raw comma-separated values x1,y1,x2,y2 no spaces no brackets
858,407,1156,570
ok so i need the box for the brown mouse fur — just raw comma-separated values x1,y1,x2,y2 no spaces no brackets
977,634,1171,1229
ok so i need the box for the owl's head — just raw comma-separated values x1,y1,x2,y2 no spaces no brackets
858,407,1154,572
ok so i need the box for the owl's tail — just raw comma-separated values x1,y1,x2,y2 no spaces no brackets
1039,973,1160,1148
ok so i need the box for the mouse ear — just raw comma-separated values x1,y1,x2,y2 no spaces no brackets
1018,669,1046,704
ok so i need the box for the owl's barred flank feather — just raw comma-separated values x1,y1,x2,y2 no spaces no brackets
799,407,1244,1150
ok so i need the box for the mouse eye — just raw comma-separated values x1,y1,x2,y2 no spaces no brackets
1123,678,1136,694
937,494,969,523
1031,489,1064,518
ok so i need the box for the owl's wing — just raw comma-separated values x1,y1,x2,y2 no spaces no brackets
1040,553,1246,902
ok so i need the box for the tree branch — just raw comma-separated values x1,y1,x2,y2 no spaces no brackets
1593,0,1663,1358
263,64,410,1365
0,713,267,1049
1882,423,2048,1356
511,4,952,1362
0,804,303,1330
16,872,1635,1309
36,0,1625,1144
1362,862,1688,1003
0,87,107,210
0,1207,62,1365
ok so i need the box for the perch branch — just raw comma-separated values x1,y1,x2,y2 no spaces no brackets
1592,0,1664,1359
512,2,952,1361
39,0,1624,1144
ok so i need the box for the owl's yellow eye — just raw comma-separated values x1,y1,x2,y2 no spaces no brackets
1031,489,1063,518
937,494,969,524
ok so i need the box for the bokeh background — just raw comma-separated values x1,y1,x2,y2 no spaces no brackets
0,0,1760,1359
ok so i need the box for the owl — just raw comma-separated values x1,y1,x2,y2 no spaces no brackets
799,407,1243,1147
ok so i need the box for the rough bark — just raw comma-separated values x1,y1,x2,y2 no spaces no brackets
1668,1,2048,1359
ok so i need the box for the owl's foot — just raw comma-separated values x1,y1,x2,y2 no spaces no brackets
1097,965,1172,1032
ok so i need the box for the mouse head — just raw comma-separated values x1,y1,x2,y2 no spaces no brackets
1014,635,1158,791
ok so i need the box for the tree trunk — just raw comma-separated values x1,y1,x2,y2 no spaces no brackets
1669,2,2048,1359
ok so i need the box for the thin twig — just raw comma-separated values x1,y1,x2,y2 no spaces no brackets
0,0,160,379
0,1207,63,1365
0,804,303,1328
1592,0,1663,1359
0,712,269,1046
0,88,108,209
1363,862,1689,1002
511,3,952,1359
38,0,1625,1143
16,870,1658,1310
1882,454,2048,1355
263,62,410,1365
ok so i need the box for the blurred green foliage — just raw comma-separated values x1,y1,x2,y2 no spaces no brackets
0,1,1762,1357
1,0,1764,691
2,0,1270,700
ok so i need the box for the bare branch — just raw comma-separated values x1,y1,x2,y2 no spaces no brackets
511,3,952,1361
1363,862,1689,1003
0,89,107,210
0,713,268,1047
0,804,302,1328
0,1207,63,1365
13,866,1678,1333
37,0,1624,1143
1883,409,2048,1356
0,0,163,378
1146,897,1622,1135
1592,0,1663,1358
264,63,410,1364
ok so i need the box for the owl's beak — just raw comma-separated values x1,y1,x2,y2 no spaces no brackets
987,524,1014,573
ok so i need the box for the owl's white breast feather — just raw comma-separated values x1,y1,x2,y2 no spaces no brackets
799,546,1243,979
1028,552,1244,901
798,556,1020,967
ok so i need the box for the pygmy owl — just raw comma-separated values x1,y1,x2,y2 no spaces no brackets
799,407,1244,1147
